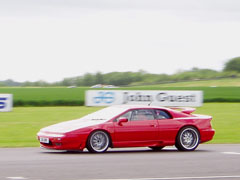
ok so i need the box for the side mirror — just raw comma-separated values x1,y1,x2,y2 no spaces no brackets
118,118,128,126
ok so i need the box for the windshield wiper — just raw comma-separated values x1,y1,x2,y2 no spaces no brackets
91,118,105,120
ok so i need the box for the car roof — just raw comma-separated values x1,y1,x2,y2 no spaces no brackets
110,105,171,111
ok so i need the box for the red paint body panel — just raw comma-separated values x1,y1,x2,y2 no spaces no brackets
37,105,215,151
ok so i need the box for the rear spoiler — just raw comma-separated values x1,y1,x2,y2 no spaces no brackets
170,107,196,114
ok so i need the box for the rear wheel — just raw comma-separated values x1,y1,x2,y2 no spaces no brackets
149,146,164,151
175,126,200,151
87,131,110,153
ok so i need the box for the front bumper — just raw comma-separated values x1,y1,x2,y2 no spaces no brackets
37,132,85,150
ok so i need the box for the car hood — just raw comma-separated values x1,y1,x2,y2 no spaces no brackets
40,118,110,133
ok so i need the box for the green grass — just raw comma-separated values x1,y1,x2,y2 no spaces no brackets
0,87,87,101
0,106,102,147
0,103,239,147
195,103,240,144
123,86,240,102
139,78,240,87
1,86,240,106
0,87,89,106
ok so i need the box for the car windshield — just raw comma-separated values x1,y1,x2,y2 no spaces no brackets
81,106,127,120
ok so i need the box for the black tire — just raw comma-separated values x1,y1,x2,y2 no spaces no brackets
86,131,110,153
149,146,165,151
175,126,200,151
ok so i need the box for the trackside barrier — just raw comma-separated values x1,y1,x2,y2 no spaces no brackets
0,94,13,112
85,90,203,107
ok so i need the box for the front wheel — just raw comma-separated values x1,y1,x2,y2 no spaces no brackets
87,131,110,153
175,126,200,151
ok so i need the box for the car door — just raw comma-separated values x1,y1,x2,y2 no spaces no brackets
113,109,158,146
154,109,181,143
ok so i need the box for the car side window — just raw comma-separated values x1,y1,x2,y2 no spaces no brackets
116,111,132,122
154,109,171,119
131,109,155,121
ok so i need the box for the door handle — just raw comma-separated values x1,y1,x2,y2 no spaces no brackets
150,124,157,127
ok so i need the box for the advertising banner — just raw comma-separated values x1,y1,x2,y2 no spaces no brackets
86,90,203,107
0,94,13,112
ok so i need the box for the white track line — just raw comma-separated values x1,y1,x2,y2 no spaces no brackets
6,177,27,180
222,152,240,155
91,175,240,180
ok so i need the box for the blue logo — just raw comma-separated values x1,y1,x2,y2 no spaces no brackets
0,97,7,109
93,92,115,104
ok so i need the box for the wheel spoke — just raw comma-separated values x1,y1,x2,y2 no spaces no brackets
89,131,109,152
179,128,199,150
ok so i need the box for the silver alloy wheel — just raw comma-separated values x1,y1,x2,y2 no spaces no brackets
179,128,199,150
89,131,109,153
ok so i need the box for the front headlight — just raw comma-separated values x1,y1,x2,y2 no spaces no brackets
37,132,65,138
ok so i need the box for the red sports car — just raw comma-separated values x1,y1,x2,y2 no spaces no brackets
37,105,215,153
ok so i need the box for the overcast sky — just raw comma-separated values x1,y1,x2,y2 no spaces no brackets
0,0,240,82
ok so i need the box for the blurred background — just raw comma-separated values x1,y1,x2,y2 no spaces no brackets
0,0,239,147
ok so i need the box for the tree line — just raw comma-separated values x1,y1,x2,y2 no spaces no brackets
1,57,240,87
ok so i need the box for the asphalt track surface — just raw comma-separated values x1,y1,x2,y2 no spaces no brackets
0,144,240,180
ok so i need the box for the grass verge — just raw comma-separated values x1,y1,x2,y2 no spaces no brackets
1,86,240,106
195,103,240,143
0,103,239,147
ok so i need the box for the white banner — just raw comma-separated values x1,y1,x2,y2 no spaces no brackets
0,94,13,112
85,90,203,107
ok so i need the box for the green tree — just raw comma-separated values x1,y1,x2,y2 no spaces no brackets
62,78,75,86
0,82,5,86
83,73,95,86
95,72,104,84
224,57,240,72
